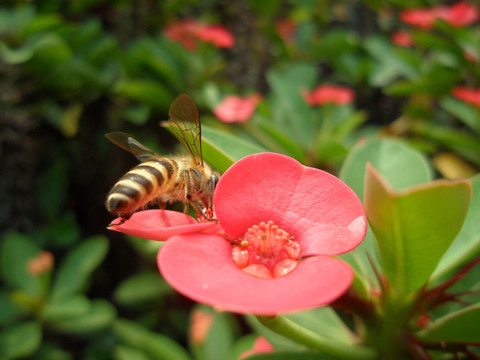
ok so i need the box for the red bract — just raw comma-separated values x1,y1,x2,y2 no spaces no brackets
213,94,262,123
194,25,234,48
446,1,479,27
303,85,355,106
164,19,234,51
400,7,443,29
400,2,479,29
157,153,367,314
276,19,297,44
108,210,223,241
240,336,274,359
452,86,480,108
391,31,414,47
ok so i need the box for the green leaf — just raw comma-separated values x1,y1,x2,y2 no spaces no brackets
364,165,472,295
0,233,42,295
339,138,432,292
433,174,480,279
364,36,420,86
0,321,42,360
201,125,267,173
190,306,236,360
34,343,72,360
50,299,116,335
0,291,23,326
51,236,108,300
113,80,174,110
42,294,91,321
113,345,150,360
27,33,73,69
416,304,480,342
266,67,315,148
246,308,354,351
127,38,184,91
440,96,480,134
227,334,257,360
245,350,346,360
114,272,173,307
114,319,192,360
254,117,306,163
339,138,433,202
37,161,68,221
0,41,35,64
410,122,480,166
0,6,35,36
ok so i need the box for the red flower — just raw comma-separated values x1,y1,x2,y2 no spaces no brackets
400,7,444,29
445,1,479,27
275,19,297,44
164,19,234,51
213,94,262,123
400,2,479,29
451,86,480,108
391,31,414,47
153,153,366,314
109,153,366,314
302,85,355,106
239,336,274,359
194,25,234,48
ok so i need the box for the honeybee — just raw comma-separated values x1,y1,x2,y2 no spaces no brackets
105,94,219,222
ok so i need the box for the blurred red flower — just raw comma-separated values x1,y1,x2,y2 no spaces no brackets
391,31,414,47
276,18,297,44
446,1,480,27
452,86,480,108
303,85,355,106
110,153,366,314
164,19,234,51
214,94,262,123
400,2,479,29
239,336,274,359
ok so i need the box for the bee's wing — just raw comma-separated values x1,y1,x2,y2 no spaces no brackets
168,94,203,166
105,132,158,162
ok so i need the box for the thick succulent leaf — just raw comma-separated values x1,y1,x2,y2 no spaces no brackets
416,304,480,342
0,321,42,359
51,236,108,300
433,174,480,279
339,138,432,291
114,319,192,360
364,165,472,295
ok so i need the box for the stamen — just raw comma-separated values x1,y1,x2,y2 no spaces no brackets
231,220,301,279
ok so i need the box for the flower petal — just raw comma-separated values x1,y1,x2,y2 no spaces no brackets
109,210,222,241
158,233,354,315
214,153,366,255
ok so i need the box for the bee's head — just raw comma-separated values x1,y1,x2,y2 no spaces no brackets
195,171,219,220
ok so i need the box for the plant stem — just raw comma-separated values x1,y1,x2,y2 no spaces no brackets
256,314,377,360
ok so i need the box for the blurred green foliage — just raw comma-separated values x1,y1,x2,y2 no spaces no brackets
0,0,479,359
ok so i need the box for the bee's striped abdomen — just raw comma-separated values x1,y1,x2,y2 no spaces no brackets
106,159,177,218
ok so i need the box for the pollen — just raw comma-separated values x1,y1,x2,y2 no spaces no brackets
232,220,301,279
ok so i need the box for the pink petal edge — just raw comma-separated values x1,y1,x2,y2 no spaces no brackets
158,233,354,315
109,210,222,241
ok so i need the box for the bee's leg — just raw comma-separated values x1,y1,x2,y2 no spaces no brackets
182,171,204,218
157,200,167,210
189,201,207,220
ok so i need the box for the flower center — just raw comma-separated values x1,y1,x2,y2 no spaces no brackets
231,220,301,279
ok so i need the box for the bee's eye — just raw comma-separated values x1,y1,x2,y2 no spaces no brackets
211,174,219,187
209,174,219,191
